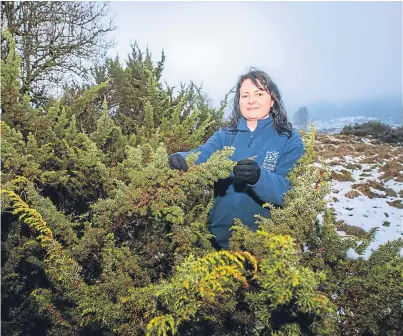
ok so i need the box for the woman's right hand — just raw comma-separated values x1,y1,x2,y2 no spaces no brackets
168,153,188,171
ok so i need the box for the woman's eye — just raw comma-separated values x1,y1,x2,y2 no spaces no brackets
241,95,247,99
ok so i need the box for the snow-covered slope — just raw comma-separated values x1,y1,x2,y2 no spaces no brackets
315,133,403,258
311,116,401,134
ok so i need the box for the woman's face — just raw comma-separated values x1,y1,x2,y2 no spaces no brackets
239,78,274,122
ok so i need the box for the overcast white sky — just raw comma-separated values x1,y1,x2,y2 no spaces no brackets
107,1,402,113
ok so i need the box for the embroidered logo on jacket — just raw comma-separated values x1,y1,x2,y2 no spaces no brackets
262,151,279,172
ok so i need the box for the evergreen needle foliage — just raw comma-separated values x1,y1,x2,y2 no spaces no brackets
2,29,402,336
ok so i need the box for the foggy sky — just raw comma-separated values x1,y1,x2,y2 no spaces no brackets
107,1,402,113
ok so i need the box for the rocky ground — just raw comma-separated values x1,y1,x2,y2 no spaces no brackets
315,133,403,258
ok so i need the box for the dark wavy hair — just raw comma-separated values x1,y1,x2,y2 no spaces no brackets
227,67,293,138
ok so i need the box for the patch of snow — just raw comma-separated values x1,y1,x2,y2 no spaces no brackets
330,165,346,172
351,165,383,182
324,157,341,163
327,136,344,142
316,212,324,222
361,137,373,145
369,187,386,196
346,248,361,260
344,155,365,164
327,162,403,259
383,179,403,195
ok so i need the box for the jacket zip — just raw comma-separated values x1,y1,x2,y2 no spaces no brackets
247,133,254,147
247,120,273,148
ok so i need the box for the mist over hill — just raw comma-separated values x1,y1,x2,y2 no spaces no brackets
306,95,402,124
224,95,402,128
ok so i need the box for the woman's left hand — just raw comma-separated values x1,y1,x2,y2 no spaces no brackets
233,159,261,185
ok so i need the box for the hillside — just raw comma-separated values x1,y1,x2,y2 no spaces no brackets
315,133,403,258
307,96,402,124
311,116,401,134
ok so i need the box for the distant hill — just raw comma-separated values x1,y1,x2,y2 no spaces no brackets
224,95,402,126
307,95,402,124
311,116,382,134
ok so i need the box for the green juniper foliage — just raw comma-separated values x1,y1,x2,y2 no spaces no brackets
2,29,402,336
341,120,403,144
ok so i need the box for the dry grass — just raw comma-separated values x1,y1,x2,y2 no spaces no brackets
334,220,368,238
361,180,397,197
345,163,362,170
360,153,394,165
360,156,379,164
331,169,355,182
384,189,398,197
315,142,357,161
319,138,342,145
376,150,394,161
387,200,403,209
337,134,354,141
353,144,369,153
317,134,402,200
352,184,378,198
379,159,403,181
316,134,400,167
351,180,395,199
344,190,361,199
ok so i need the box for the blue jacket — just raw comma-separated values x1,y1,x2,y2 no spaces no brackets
178,115,304,249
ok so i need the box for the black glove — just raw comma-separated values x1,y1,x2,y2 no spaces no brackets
233,159,261,185
168,153,188,171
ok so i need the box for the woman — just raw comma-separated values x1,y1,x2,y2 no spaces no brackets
168,68,305,249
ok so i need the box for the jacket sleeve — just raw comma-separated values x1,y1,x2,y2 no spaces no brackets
177,129,226,164
248,134,305,207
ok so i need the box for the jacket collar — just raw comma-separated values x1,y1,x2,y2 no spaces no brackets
237,114,274,132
